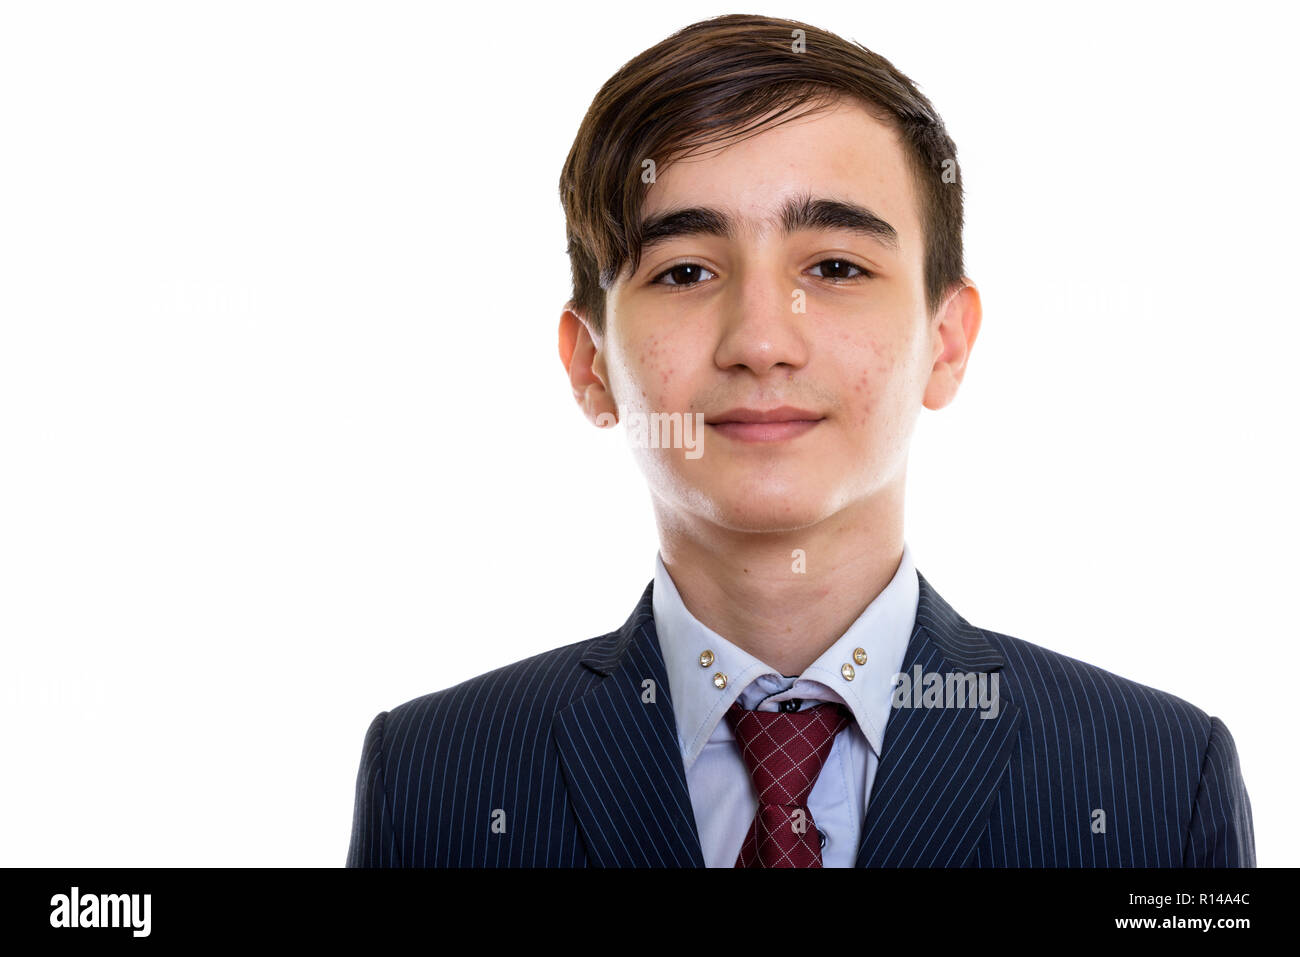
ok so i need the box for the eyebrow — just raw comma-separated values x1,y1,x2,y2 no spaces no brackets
636,193,900,258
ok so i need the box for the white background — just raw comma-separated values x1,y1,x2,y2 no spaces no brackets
1,0,1295,866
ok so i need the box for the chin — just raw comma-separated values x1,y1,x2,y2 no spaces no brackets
696,492,834,534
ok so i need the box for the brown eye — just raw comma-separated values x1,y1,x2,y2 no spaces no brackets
809,259,869,281
652,263,717,288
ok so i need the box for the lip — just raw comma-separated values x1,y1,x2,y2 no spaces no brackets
705,406,825,443
709,419,822,442
705,406,824,424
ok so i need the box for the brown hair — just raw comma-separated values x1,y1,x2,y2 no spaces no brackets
558,13,965,338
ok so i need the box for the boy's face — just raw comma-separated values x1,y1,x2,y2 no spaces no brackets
562,97,978,535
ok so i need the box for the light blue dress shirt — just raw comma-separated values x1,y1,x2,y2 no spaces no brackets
652,542,919,867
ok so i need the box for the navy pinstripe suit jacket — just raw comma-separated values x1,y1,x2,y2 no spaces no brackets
346,571,1256,867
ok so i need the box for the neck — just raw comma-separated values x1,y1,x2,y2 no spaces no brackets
653,484,905,676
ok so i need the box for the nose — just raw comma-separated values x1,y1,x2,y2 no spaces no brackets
712,262,812,377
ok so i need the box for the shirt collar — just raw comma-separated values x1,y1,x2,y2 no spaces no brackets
653,542,919,771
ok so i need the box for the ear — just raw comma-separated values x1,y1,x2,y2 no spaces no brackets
922,279,982,411
558,303,619,427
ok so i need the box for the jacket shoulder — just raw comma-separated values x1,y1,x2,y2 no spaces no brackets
979,626,1216,736
383,632,608,733
346,632,613,867
973,626,1254,866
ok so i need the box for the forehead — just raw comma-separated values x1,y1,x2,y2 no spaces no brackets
641,99,920,249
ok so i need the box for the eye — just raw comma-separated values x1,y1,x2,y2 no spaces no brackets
648,257,872,291
808,258,871,282
650,262,717,289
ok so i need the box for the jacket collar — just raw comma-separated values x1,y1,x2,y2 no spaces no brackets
856,569,1024,866
555,570,1022,867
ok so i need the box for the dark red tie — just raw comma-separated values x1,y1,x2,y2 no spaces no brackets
724,700,853,867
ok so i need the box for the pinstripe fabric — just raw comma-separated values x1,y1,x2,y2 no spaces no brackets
347,570,1255,867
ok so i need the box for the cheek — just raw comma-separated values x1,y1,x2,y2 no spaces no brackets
840,332,919,452
632,331,686,409
844,334,893,417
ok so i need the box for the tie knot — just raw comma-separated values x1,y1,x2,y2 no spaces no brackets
724,700,853,806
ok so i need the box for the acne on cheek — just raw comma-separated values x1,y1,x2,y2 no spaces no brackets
847,338,890,428
637,332,679,400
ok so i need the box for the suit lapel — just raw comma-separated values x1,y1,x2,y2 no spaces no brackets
554,582,706,867
857,570,1023,867
555,571,1021,868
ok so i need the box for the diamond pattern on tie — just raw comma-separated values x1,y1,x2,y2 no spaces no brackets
725,700,853,867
